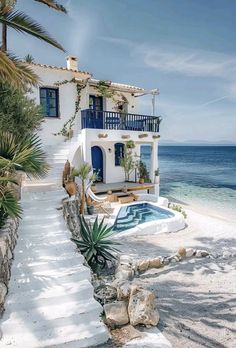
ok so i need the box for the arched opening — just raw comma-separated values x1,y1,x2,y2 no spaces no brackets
91,146,103,182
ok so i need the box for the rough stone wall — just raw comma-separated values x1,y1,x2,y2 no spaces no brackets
0,218,19,315
62,198,80,238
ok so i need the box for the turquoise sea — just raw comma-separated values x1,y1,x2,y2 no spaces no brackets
141,145,236,221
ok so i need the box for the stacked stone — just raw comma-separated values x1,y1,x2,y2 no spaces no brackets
62,198,80,237
0,218,19,314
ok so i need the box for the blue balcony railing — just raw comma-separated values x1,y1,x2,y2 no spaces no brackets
81,109,161,133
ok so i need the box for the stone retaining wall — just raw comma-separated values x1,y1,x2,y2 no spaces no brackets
62,198,81,238
0,218,19,314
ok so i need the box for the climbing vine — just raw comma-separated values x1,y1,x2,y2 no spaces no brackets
53,78,87,139
94,80,129,112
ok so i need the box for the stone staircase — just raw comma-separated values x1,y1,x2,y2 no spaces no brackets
0,142,109,347
24,136,82,191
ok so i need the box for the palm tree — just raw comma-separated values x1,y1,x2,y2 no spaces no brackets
24,53,35,63
72,163,93,215
0,131,49,226
0,0,66,87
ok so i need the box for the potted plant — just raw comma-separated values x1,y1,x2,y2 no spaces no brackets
154,168,160,184
120,144,136,182
138,161,148,184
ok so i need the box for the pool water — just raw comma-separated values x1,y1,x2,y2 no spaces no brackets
113,203,174,232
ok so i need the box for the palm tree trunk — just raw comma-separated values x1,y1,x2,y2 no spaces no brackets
80,180,85,215
1,23,7,51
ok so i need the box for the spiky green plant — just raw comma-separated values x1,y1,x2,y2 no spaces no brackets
72,215,120,272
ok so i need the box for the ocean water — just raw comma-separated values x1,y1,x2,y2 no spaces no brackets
141,146,236,221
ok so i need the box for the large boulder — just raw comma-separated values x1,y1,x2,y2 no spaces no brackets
128,287,159,327
104,301,129,327
137,260,150,272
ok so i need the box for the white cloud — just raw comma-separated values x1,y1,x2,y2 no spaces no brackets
100,36,236,79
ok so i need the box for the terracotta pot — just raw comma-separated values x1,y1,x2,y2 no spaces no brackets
139,178,145,184
65,181,77,197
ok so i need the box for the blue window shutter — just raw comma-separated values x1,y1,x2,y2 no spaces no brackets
40,88,59,117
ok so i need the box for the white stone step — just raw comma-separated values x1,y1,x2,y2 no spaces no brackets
7,279,93,305
12,251,81,264
1,319,108,348
3,297,101,323
11,256,84,276
11,256,85,276
5,288,97,313
9,266,91,293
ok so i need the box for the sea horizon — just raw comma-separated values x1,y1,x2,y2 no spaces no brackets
141,145,236,222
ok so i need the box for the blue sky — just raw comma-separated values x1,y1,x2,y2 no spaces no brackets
9,0,236,143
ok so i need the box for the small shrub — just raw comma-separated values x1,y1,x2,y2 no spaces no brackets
168,203,187,218
72,215,120,273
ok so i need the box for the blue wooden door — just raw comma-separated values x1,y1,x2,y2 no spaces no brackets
89,95,103,129
91,146,103,182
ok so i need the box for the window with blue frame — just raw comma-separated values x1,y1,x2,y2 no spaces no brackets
40,88,59,117
114,143,124,166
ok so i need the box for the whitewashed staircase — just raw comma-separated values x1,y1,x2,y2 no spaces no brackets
0,142,109,347
24,136,82,191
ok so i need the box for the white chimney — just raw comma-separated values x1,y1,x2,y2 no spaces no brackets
66,56,78,71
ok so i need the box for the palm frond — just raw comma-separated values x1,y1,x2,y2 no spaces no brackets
0,9,65,51
0,132,49,178
34,0,67,13
0,187,22,219
0,50,38,88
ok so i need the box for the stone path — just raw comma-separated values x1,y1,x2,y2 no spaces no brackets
0,141,109,347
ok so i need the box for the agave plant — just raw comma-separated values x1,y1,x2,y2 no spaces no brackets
72,215,120,272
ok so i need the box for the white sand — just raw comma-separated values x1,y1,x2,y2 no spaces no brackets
119,205,236,348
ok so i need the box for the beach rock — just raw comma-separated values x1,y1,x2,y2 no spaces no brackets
186,248,195,257
200,250,209,257
163,257,170,266
177,247,186,258
138,260,150,272
149,257,162,269
196,250,202,258
128,287,159,327
120,255,133,266
123,327,172,348
111,325,143,346
104,301,129,327
222,250,232,259
117,281,131,301
116,263,134,281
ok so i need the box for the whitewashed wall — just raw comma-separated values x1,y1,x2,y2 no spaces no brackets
30,66,90,145
30,67,140,146
79,129,159,184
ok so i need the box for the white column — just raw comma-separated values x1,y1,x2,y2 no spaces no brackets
150,141,158,183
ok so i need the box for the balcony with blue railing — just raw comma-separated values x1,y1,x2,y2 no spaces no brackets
81,109,161,133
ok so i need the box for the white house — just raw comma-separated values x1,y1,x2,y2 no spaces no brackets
29,56,161,190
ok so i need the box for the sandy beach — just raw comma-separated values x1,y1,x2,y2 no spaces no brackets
118,203,236,348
